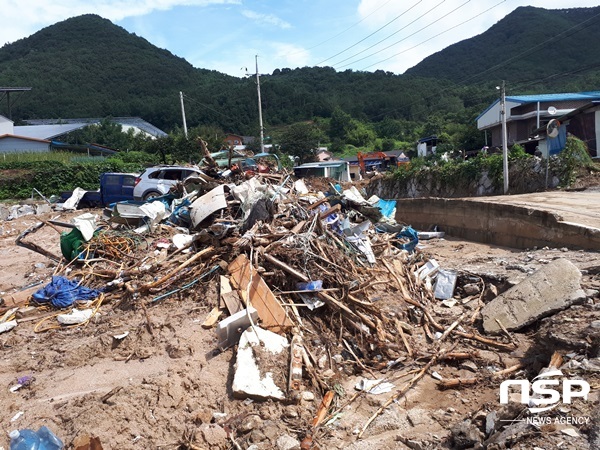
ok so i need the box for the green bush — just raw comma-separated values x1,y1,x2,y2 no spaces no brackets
0,159,146,200
555,136,598,187
391,152,504,189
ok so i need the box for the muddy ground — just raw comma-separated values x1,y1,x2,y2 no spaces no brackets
0,203,599,450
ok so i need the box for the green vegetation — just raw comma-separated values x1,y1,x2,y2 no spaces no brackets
406,6,600,88
0,151,149,200
555,136,600,187
2,6,600,152
392,152,504,190
1,8,599,199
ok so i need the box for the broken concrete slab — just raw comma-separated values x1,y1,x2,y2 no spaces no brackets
481,258,587,334
0,204,9,221
232,325,289,401
35,203,52,215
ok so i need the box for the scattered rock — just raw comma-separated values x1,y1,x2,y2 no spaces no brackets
460,361,478,373
407,408,430,427
283,405,299,418
35,203,52,214
240,414,263,432
276,434,301,450
199,423,228,448
483,284,499,302
463,283,481,296
451,419,483,449
301,391,315,402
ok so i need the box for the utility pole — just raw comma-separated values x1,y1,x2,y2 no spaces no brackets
500,80,509,194
179,91,188,139
255,55,265,153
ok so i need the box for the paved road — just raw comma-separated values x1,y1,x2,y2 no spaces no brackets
469,190,600,230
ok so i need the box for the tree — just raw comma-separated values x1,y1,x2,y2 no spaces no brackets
346,121,376,148
329,107,353,141
279,123,323,164
191,124,226,152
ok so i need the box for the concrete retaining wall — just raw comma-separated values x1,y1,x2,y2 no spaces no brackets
395,197,600,250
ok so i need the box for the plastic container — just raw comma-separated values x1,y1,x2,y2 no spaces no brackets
9,426,63,450
296,280,323,291
434,269,458,300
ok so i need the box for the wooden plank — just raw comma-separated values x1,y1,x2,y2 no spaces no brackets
220,275,243,314
319,203,341,219
306,197,329,210
3,285,41,309
228,254,292,334
222,291,243,315
202,306,223,329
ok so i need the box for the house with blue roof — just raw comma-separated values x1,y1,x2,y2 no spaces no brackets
476,91,600,158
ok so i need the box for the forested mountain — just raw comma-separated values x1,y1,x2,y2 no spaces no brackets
406,6,600,88
0,7,599,139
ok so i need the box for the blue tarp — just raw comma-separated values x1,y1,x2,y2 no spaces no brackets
548,124,567,155
376,199,396,218
32,276,101,308
395,226,419,253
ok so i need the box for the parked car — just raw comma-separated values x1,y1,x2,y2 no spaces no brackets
60,172,138,208
133,165,204,200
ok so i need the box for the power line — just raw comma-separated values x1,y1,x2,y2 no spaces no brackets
342,0,494,71
315,1,426,66
456,8,600,86
181,93,235,122
288,0,396,55
331,0,446,68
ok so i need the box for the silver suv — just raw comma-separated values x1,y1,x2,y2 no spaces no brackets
133,165,203,200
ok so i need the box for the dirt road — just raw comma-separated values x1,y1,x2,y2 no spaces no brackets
0,204,599,450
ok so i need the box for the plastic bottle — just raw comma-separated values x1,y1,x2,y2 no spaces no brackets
9,429,40,450
37,426,64,450
9,427,63,450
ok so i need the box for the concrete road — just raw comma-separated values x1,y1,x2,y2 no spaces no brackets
473,189,600,230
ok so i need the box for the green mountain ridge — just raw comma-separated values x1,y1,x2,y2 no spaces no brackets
406,6,600,84
0,7,599,136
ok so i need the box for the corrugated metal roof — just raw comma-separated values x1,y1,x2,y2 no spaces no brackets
0,134,50,143
22,117,167,138
295,161,347,168
13,123,87,140
506,91,600,103
476,91,600,122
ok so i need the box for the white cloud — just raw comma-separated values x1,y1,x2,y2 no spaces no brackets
241,10,291,29
271,43,310,68
0,0,240,46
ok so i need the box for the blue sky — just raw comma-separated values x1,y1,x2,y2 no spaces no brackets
2,1,599,77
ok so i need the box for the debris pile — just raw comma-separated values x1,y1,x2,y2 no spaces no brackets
1,170,599,449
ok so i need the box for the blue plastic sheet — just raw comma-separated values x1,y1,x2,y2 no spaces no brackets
395,226,419,253
32,276,101,308
548,124,567,155
376,199,396,218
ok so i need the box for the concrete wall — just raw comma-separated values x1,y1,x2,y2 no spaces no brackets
367,158,559,200
395,197,600,250
0,137,49,153
0,115,13,135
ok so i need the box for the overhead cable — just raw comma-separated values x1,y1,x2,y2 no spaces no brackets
315,1,425,66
